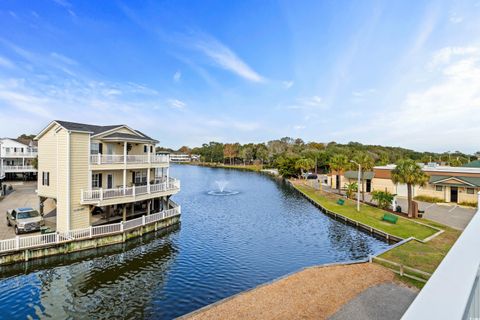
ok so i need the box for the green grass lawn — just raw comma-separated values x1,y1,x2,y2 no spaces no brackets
379,219,460,274
293,182,439,241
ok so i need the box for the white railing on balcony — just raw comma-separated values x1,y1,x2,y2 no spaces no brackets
3,165,37,172
90,154,169,165
2,150,37,157
402,193,480,320
0,204,181,254
81,179,180,202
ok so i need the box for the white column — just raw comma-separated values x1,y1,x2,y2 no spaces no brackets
147,168,151,193
166,167,169,182
123,141,127,164
148,144,151,163
123,169,126,192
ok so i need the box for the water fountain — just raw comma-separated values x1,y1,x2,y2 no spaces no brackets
207,180,239,196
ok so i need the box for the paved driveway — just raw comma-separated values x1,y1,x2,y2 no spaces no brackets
310,183,476,230
0,182,43,239
394,197,475,230
329,283,417,320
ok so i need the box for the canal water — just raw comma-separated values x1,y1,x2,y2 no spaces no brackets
0,165,390,319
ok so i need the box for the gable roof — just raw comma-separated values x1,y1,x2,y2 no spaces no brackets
102,132,154,142
344,170,375,180
462,160,480,168
429,175,480,187
35,120,157,142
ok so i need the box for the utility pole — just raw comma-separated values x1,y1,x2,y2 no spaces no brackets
350,160,361,212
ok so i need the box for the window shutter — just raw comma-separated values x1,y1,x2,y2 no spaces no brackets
99,143,103,154
132,172,136,185
98,173,102,188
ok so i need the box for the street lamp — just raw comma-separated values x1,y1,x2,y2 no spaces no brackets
350,160,361,212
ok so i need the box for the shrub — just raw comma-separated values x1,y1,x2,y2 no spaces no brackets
345,182,358,199
7,185,13,191
459,201,477,208
371,190,395,209
413,195,444,203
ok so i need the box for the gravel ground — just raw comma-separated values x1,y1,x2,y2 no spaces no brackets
184,263,400,320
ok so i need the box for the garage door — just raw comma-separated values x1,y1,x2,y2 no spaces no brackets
395,184,408,197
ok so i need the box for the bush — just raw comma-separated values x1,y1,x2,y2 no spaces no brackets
371,190,395,209
7,185,13,191
459,201,477,208
413,195,444,203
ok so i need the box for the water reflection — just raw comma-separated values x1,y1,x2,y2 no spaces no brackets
0,165,390,319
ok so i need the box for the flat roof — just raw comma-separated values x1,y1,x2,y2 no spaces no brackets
374,164,480,174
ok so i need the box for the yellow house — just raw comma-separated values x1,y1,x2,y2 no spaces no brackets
35,120,180,232
371,164,480,204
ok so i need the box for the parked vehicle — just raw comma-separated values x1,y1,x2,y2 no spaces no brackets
6,207,45,234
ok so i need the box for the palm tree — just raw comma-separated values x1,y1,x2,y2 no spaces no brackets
345,182,358,199
295,158,315,178
391,159,429,218
329,154,349,191
353,152,374,201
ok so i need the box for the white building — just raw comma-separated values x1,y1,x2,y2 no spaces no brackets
0,138,38,181
169,153,200,163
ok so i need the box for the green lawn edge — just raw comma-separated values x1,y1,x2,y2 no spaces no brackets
293,182,439,241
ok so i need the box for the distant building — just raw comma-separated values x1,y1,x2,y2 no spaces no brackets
169,153,200,163
0,138,38,180
330,162,480,204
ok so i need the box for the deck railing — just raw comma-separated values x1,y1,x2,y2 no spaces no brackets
402,193,480,319
3,165,37,172
0,204,180,254
81,179,180,202
90,154,169,165
2,150,37,157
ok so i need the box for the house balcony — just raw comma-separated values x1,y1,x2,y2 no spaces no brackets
3,165,37,173
80,178,180,206
90,154,169,170
2,150,38,158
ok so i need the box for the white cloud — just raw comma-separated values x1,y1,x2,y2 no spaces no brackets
282,81,294,89
286,95,327,111
167,98,186,109
193,34,264,83
352,89,376,97
449,14,463,24
173,71,181,82
367,46,480,152
0,56,14,69
428,47,478,70
50,52,77,65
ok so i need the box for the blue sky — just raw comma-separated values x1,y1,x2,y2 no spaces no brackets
0,1,480,152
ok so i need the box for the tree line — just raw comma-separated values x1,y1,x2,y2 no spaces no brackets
164,137,478,178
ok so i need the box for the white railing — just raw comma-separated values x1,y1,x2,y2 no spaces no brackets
0,204,180,254
81,179,180,202
90,154,169,165
2,151,37,157
3,165,37,172
402,193,480,320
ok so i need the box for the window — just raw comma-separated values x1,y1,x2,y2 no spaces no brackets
435,185,443,192
91,143,100,155
42,172,49,186
144,145,147,153
150,146,153,153
466,188,475,194
92,173,102,188
106,144,114,155
134,170,147,185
